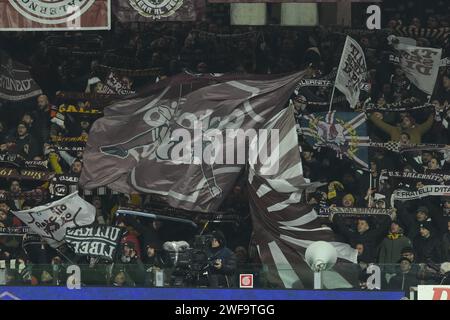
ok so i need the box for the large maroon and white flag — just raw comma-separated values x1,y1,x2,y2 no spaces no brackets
80,72,306,212
0,0,110,31
248,106,358,289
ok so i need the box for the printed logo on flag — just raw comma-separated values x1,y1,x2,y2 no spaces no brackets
0,0,110,31
239,274,253,288
129,0,184,19
8,0,96,25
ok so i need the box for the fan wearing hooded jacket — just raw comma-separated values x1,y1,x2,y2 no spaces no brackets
207,231,237,288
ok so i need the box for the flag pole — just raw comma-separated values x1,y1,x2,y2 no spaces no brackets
368,173,373,208
328,86,337,112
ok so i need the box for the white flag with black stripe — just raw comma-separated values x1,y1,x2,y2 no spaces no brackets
12,192,95,248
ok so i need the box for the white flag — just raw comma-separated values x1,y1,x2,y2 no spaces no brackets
335,36,367,109
12,192,95,248
396,44,442,95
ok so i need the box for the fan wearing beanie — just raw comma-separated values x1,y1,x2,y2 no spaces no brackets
413,221,443,263
207,230,237,288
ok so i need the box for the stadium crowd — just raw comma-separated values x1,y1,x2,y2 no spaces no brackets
0,1,450,293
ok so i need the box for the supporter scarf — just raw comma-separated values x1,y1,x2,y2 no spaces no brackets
51,136,88,143
94,65,161,77
0,154,48,170
0,167,52,181
192,29,259,40
58,104,102,115
54,146,85,152
363,98,432,112
380,170,449,184
0,189,48,201
368,141,450,153
392,26,450,42
296,79,370,92
392,185,450,201
49,174,119,198
0,226,30,236
318,206,395,218
55,92,118,107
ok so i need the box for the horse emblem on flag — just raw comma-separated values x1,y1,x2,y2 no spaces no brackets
300,111,370,168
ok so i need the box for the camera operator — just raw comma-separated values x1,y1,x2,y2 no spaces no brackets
142,242,168,286
207,231,237,288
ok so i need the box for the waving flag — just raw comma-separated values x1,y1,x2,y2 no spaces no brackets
334,36,367,109
80,72,306,212
300,111,369,169
395,44,442,95
248,106,358,289
12,193,95,248
0,50,42,101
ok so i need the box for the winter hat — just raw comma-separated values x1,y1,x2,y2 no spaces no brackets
303,47,321,69
416,206,429,216
401,247,414,255
17,121,29,129
398,257,412,264
419,221,433,233
212,230,226,247
123,241,135,249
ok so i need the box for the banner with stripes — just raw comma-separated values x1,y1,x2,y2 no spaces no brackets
299,112,369,169
248,106,358,289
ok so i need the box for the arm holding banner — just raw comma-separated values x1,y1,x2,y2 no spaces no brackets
331,214,355,241
370,113,398,139
364,214,391,242
48,152,63,175
416,113,434,136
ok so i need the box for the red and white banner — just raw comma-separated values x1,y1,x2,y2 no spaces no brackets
0,0,111,31
418,285,450,300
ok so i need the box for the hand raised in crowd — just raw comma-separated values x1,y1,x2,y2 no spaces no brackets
372,112,383,120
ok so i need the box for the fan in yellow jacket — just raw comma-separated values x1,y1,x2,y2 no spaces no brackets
370,112,434,144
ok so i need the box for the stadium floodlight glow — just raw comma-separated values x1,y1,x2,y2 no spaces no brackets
305,241,338,289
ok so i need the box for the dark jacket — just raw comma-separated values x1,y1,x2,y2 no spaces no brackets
396,201,446,240
124,215,161,249
12,133,40,160
378,233,412,264
413,234,443,263
207,246,237,288
333,215,391,263
442,232,450,262
388,270,419,295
